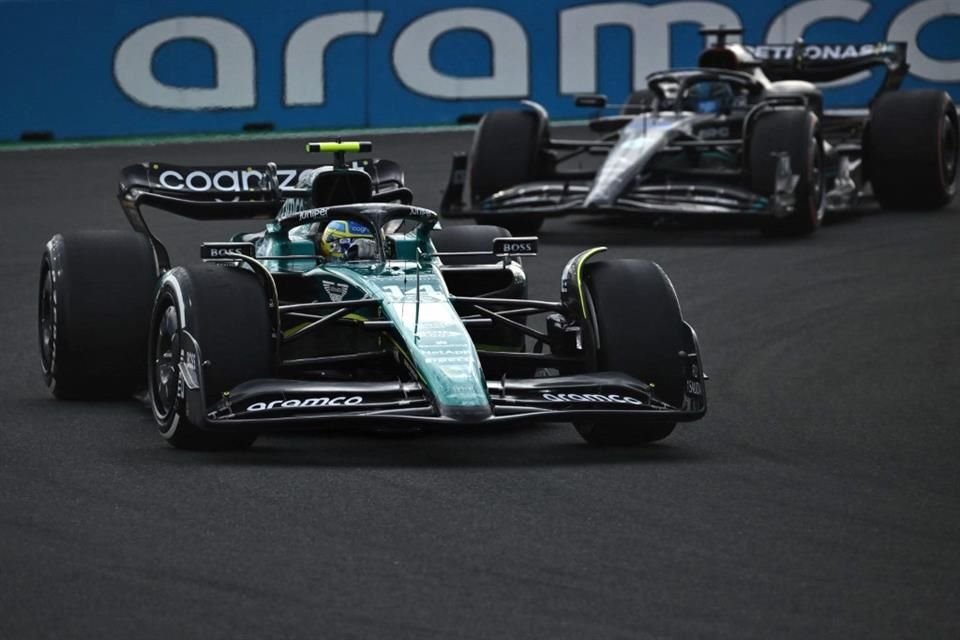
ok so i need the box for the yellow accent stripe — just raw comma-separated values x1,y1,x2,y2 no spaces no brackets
283,322,312,338
576,247,607,318
306,141,363,153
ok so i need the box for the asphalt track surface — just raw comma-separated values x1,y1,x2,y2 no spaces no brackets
1,130,958,639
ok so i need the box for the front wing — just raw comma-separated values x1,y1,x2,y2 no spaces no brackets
177,334,706,432
443,177,812,224
197,373,705,432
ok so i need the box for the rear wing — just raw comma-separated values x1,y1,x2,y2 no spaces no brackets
118,158,408,217
117,148,412,270
741,41,908,94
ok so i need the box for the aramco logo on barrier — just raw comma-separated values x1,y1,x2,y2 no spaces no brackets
113,1,960,111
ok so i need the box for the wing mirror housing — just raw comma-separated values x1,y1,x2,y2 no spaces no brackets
575,94,608,109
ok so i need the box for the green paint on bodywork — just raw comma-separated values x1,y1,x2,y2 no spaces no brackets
324,263,489,410
253,221,489,414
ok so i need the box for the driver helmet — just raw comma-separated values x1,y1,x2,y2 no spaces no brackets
684,80,735,114
319,219,376,260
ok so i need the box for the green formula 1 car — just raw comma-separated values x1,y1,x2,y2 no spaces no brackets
38,141,706,450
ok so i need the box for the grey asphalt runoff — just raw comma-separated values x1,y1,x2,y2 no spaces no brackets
1,131,958,639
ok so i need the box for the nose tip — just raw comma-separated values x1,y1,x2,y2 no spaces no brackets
583,191,611,209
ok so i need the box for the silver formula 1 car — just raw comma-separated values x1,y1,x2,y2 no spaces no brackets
440,27,958,236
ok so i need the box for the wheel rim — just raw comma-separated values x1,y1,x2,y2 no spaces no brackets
38,265,55,374
152,303,179,421
942,114,958,187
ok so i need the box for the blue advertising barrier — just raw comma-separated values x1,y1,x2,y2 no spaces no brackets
1,0,957,141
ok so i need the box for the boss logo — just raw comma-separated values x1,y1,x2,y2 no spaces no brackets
541,392,644,405
246,396,364,412
493,236,538,256
201,243,255,259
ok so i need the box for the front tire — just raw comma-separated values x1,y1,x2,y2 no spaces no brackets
574,259,686,446
149,265,272,450
749,109,824,235
39,231,157,399
866,89,958,210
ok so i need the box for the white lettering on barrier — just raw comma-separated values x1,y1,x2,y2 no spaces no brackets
888,0,960,83
114,17,255,109
393,8,528,99
111,4,960,113
559,1,741,95
285,12,385,106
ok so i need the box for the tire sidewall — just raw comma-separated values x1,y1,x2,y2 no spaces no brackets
148,281,187,440
38,248,62,390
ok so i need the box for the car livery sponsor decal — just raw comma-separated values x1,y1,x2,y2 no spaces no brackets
152,162,373,193
741,42,899,62
322,280,350,303
246,396,364,412
157,167,302,192
541,392,644,405
276,207,330,226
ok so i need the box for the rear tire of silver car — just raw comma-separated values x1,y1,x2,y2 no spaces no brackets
469,109,546,235
866,90,958,210
574,260,684,446
149,265,272,450
749,109,825,236
38,231,157,399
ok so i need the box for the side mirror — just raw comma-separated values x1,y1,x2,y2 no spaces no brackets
589,116,634,134
575,94,608,109
493,236,538,257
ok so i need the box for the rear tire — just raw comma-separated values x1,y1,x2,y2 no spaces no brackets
38,231,157,399
574,260,685,446
149,265,272,450
431,224,511,266
433,225,527,355
469,109,547,235
749,109,824,235
866,89,958,210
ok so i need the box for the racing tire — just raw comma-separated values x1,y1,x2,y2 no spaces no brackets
865,90,958,210
433,225,528,357
621,89,656,115
149,265,272,450
38,231,157,399
574,259,685,446
431,224,512,266
749,109,825,235
469,109,547,235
